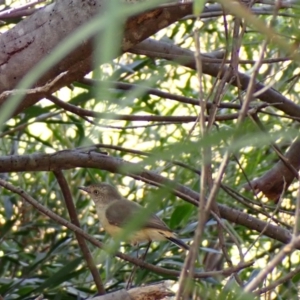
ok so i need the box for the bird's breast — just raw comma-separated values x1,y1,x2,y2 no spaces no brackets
94,203,174,244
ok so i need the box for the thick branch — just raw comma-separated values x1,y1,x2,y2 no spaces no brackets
130,39,300,119
0,178,251,278
243,139,300,201
0,1,193,116
0,149,292,244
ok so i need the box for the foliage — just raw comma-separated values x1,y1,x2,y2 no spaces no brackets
0,0,300,299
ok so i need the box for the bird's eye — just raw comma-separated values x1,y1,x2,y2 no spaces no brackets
93,190,99,195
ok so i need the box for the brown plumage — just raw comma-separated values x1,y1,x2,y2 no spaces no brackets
79,183,188,250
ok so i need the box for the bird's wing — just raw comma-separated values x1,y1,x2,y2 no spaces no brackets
105,200,170,232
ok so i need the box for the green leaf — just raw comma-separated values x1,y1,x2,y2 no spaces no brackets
193,0,206,16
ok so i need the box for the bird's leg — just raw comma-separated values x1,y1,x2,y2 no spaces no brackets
126,241,152,289
126,247,141,290
141,241,151,261
126,242,139,289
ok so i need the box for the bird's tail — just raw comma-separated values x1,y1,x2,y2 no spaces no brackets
167,236,189,251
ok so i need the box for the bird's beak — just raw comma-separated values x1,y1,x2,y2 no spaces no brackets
78,186,89,193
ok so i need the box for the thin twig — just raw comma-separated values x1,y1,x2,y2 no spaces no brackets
46,94,243,123
0,178,252,279
0,111,62,138
244,181,286,257
0,0,47,19
254,264,300,295
243,234,300,293
79,78,243,110
53,170,105,295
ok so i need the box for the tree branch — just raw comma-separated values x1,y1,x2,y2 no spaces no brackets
53,170,105,295
0,149,292,245
0,178,251,278
130,38,300,119
243,138,300,201
0,1,193,116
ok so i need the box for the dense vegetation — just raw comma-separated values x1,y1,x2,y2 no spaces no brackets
0,0,300,299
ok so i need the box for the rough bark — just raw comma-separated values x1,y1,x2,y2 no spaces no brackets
130,39,300,118
0,1,193,117
0,149,292,244
243,139,300,201
91,283,173,300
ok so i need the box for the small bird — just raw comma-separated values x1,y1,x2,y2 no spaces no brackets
79,183,189,250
